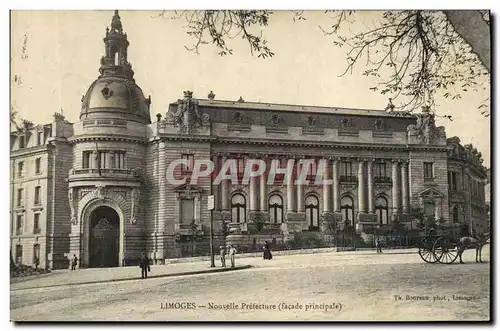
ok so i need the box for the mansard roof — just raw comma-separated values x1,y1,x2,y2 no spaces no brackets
172,98,416,118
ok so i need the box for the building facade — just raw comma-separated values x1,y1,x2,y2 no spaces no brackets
10,11,488,269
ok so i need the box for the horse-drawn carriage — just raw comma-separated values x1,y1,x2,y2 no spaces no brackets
417,227,490,264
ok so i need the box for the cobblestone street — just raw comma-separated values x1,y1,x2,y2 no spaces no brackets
10,248,490,322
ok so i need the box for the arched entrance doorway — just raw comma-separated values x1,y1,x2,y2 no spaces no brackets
89,206,120,268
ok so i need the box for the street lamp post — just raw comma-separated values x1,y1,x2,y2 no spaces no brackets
208,195,215,268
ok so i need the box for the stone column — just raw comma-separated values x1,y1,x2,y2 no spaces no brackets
221,156,229,211
212,155,220,211
91,151,98,169
368,159,375,214
249,159,258,211
157,141,166,259
401,161,409,213
286,157,295,212
296,161,304,213
333,159,340,212
106,152,112,170
358,160,366,213
260,158,268,211
392,160,400,218
322,159,331,213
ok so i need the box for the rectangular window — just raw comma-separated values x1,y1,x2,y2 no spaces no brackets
237,158,245,174
308,160,317,177
34,186,41,205
34,213,40,233
33,244,40,263
181,199,195,224
375,163,387,177
35,158,41,174
16,215,23,235
181,154,195,173
15,245,23,264
19,136,25,149
37,132,43,145
82,151,92,169
99,152,107,169
448,172,457,191
115,152,126,169
18,161,24,178
340,162,352,177
17,188,23,207
423,162,434,179
424,201,435,217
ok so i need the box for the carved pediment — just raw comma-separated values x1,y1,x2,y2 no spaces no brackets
166,91,210,134
418,187,444,199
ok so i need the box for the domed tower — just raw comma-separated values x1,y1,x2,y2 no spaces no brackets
80,10,151,124
68,10,149,268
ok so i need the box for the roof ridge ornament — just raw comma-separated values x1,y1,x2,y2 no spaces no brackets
111,10,123,34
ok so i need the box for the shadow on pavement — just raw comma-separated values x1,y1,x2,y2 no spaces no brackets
11,265,253,291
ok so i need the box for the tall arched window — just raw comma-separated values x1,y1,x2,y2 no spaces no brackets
340,196,354,227
452,205,460,223
375,196,389,225
269,194,283,224
305,195,319,230
231,194,246,223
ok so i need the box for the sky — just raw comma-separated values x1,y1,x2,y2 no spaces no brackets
10,10,491,167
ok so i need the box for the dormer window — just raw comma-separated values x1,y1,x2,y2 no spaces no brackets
36,131,43,145
19,135,25,148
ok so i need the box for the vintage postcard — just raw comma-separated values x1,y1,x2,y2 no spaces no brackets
9,9,491,322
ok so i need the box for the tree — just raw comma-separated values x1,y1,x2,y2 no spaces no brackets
163,10,490,115
189,219,202,256
251,213,266,232
11,34,30,131
320,212,338,235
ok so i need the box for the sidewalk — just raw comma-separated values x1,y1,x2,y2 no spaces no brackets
11,261,252,291
10,248,417,291
162,247,418,263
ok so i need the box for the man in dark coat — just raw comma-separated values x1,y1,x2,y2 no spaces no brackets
71,254,78,270
375,237,383,253
139,252,151,279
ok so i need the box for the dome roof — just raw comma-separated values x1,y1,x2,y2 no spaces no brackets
80,76,151,124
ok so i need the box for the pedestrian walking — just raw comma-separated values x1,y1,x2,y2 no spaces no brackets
139,252,151,279
228,245,237,268
376,237,383,253
219,245,227,267
263,241,273,260
34,256,39,270
71,254,78,270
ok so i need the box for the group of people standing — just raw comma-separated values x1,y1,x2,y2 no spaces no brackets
219,241,273,266
219,244,238,268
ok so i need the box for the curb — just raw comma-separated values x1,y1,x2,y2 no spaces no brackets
11,265,253,292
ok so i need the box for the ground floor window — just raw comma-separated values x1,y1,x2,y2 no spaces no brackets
375,196,389,225
340,196,355,227
181,199,195,224
305,195,319,230
15,244,23,264
231,194,246,223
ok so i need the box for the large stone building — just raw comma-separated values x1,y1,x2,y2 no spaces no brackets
10,11,488,269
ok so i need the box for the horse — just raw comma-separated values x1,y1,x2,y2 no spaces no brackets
457,232,490,264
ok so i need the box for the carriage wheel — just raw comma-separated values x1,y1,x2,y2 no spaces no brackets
433,237,458,264
418,239,439,263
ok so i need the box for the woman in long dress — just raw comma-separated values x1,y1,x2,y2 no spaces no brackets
263,241,273,260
